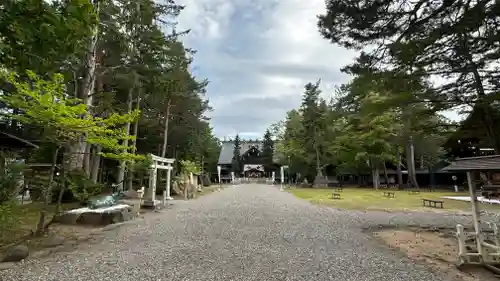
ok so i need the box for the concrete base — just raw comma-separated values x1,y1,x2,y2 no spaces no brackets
53,204,136,226
141,199,165,210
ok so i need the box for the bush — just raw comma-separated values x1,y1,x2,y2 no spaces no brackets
0,162,26,204
0,200,19,235
65,170,103,204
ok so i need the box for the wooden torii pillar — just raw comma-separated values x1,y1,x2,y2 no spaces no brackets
142,154,175,208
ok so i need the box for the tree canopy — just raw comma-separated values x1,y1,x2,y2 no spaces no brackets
0,0,220,187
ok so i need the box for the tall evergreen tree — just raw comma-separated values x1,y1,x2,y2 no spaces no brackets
299,80,324,179
262,129,274,171
317,0,500,152
231,134,241,175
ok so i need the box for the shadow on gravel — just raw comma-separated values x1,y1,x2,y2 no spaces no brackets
365,224,499,281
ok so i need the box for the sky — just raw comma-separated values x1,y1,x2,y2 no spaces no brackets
174,0,462,141
174,0,358,140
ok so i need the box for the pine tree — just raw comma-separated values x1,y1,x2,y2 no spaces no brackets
262,129,274,171
231,134,241,175
299,80,323,179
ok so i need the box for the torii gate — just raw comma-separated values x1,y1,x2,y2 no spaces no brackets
142,154,175,208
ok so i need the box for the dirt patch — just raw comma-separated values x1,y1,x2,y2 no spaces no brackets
374,228,498,280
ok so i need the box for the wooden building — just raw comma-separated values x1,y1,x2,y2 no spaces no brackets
217,140,280,181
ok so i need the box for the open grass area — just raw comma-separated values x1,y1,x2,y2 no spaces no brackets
288,187,500,213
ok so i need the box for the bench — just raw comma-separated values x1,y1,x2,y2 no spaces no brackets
408,190,420,195
382,191,395,198
481,185,500,199
334,187,343,192
332,193,341,200
422,199,444,209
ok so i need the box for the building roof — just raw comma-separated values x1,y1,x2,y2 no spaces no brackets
442,155,500,171
218,141,262,165
443,105,500,149
0,131,39,149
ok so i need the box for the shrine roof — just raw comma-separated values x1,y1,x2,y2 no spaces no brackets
442,155,500,171
218,141,261,165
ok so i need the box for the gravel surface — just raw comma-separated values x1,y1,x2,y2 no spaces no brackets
1,184,481,281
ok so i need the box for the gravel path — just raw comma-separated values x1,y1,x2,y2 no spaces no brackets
2,184,477,281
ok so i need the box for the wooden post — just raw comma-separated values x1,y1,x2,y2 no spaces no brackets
456,224,467,264
467,171,485,261
165,164,172,200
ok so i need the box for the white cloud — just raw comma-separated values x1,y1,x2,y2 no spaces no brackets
175,0,357,139
176,0,235,41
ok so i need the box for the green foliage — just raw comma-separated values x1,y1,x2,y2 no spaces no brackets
335,97,401,167
180,160,200,175
0,0,218,191
276,69,451,185
1,70,140,162
231,134,241,174
0,0,96,74
65,170,103,204
318,0,500,151
274,110,307,173
0,200,19,235
300,81,323,151
128,154,153,173
261,129,274,168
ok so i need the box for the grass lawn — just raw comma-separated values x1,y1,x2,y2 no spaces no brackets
288,187,500,213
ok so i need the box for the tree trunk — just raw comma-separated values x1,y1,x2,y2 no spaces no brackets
162,99,171,158
55,152,70,214
396,149,403,189
383,162,389,187
117,88,134,191
429,167,435,190
67,0,101,170
36,146,60,235
126,93,141,191
90,145,102,184
315,146,321,177
313,146,326,188
405,136,419,188
83,144,91,176
158,100,172,193
371,161,379,190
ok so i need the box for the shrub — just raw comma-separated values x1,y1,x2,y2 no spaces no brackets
0,200,19,236
65,170,103,205
0,162,26,204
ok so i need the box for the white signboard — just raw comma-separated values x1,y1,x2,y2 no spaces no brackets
243,164,264,172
